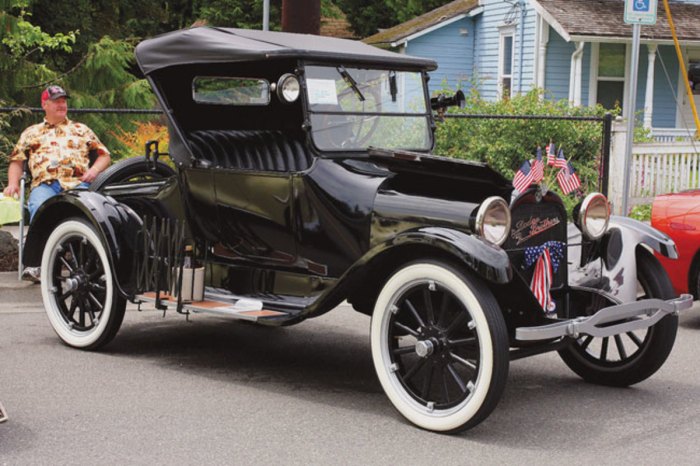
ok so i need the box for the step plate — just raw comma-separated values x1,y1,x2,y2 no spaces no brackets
136,292,288,322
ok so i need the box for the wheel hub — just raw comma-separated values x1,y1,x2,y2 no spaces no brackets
415,339,435,358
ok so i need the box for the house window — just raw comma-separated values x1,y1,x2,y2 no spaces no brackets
499,30,515,99
596,43,626,110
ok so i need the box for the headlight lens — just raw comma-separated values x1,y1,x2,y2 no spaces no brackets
475,196,511,246
277,73,300,103
577,192,610,240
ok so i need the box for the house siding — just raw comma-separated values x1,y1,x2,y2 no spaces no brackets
652,45,680,128
406,18,474,94
472,0,537,100
544,27,572,101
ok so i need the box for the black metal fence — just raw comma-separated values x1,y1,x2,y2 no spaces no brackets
442,112,614,196
0,106,613,195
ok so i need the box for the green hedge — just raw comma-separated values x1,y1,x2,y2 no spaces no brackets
434,89,615,212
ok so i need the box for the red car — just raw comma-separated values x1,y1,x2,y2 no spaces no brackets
652,190,700,297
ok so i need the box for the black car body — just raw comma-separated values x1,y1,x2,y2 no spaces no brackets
24,27,692,433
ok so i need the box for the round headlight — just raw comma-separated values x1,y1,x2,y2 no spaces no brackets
577,192,610,240
475,196,511,246
277,73,300,103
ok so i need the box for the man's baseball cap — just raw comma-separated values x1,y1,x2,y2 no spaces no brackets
41,85,69,104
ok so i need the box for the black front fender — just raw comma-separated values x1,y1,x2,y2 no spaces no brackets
306,226,512,318
24,190,142,297
381,227,513,283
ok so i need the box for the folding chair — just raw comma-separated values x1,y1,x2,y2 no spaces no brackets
17,160,29,281
16,150,98,280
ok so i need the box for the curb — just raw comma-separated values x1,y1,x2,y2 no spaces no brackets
0,271,33,290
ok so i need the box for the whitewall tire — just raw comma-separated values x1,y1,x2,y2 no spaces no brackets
41,218,126,349
370,261,509,433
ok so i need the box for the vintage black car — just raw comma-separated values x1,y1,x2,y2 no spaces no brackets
22,27,692,433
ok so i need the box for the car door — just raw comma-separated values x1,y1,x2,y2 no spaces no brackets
212,168,297,267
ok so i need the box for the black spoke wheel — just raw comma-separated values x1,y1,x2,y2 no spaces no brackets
371,261,509,433
41,218,126,349
558,248,679,386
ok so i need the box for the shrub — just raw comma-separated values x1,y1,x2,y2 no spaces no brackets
629,203,651,222
434,88,614,212
110,121,170,161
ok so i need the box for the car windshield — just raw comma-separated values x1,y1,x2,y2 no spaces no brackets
305,65,432,152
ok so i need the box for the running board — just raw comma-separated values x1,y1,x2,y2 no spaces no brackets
135,292,289,322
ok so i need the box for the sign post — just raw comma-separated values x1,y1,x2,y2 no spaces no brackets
621,0,657,216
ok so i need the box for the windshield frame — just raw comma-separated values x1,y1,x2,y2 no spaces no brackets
300,61,435,154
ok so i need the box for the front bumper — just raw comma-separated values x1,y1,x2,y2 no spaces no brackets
515,294,693,341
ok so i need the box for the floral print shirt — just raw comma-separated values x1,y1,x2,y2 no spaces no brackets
10,118,110,189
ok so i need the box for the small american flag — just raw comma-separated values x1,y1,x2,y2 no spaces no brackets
531,248,555,313
524,241,563,314
547,142,556,166
513,160,534,193
556,160,581,194
531,146,544,183
554,148,568,169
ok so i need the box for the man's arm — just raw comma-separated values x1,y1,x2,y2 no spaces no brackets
3,160,24,197
81,152,110,183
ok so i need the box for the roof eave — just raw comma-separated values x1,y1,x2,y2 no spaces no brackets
570,34,700,46
389,13,469,48
529,0,571,42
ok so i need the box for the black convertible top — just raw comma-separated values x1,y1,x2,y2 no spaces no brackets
135,27,438,75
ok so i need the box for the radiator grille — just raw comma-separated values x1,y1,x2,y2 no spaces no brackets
504,193,568,288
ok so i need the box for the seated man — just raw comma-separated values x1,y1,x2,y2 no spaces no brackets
2,85,111,282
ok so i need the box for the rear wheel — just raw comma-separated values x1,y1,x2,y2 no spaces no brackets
41,218,126,349
558,248,678,386
371,261,509,433
90,156,175,191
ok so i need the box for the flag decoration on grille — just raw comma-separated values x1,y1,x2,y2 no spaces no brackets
531,146,544,183
557,159,582,194
547,142,556,166
524,241,564,314
513,160,534,193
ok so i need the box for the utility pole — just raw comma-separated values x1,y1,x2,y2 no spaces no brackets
263,0,270,31
282,0,320,34
621,0,658,216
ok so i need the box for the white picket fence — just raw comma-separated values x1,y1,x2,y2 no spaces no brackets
629,142,700,204
651,128,697,143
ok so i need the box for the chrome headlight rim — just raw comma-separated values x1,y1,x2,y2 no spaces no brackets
578,192,610,240
475,196,511,246
277,73,300,104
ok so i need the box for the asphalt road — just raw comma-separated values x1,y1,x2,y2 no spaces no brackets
1,279,700,465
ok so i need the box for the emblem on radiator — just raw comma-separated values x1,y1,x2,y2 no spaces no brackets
511,216,561,245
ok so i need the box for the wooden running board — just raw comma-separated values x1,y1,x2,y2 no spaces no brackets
136,292,288,322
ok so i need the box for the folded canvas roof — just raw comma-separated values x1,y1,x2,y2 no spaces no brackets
136,26,438,75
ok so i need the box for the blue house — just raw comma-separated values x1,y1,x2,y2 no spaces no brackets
365,0,700,138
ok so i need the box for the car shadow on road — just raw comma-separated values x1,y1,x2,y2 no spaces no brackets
103,311,392,417
101,310,700,445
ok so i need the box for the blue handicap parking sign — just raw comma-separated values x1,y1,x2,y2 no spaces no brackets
633,0,650,12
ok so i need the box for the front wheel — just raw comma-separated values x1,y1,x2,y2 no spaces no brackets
371,261,509,433
558,248,678,386
41,218,126,349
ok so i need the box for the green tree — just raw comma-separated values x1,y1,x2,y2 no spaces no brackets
337,0,454,37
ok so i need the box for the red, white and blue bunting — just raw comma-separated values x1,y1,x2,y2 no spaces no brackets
523,241,564,315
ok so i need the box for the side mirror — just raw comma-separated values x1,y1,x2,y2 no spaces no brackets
430,90,466,111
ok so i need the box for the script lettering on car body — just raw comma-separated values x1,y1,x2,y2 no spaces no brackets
511,216,561,245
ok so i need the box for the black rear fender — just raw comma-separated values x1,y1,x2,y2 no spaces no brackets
23,190,142,297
